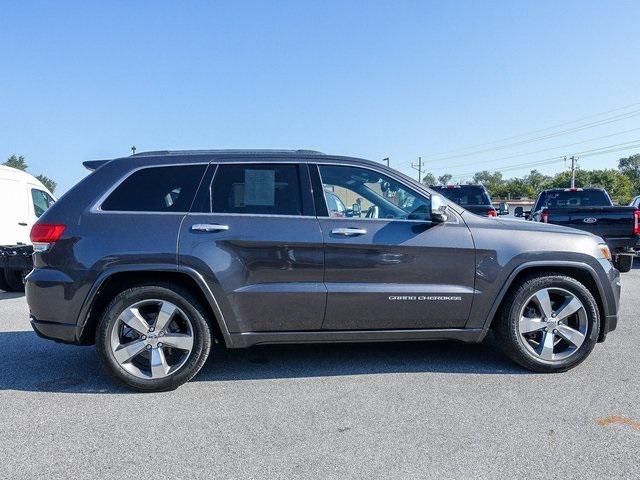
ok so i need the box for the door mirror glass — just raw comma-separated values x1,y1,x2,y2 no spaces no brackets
498,202,510,215
430,194,448,223
514,206,523,217
351,203,362,216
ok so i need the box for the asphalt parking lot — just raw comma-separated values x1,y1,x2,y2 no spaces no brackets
1,271,638,480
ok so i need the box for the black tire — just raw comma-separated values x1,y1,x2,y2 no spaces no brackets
494,273,600,373
3,269,25,292
96,283,212,392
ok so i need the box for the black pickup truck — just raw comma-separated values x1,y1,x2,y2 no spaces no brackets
524,187,639,272
430,184,499,217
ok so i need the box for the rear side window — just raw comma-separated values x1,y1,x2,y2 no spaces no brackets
535,190,611,210
101,165,207,212
31,189,55,217
210,164,303,216
432,186,491,206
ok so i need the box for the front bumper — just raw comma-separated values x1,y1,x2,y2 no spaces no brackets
598,261,620,341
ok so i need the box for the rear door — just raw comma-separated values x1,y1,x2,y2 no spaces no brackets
179,161,325,333
313,163,476,330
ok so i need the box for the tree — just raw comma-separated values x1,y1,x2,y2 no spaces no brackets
618,154,640,193
588,169,633,205
3,154,57,193
523,169,551,192
437,173,453,185
36,174,57,194
422,172,436,186
3,154,28,171
472,170,503,192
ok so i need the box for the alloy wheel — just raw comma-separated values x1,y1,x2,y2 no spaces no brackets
110,299,194,379
517,287,588,362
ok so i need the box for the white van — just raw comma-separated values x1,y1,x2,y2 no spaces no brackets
0,165,56,291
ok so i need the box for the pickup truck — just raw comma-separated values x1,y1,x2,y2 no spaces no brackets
525,187,638,272
430,184,499,217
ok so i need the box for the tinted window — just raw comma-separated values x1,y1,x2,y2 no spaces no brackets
211,164,303,216
431,186,491,206
101,165,206,212
319,165,430,220
31,189,55,217
534,189,611,210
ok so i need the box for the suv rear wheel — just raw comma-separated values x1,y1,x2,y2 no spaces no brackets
495,273,600,372
96,284,212,392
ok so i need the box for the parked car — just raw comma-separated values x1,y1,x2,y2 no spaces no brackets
0,165,56,291
525,187,638,272
27,150,620,391
430,184,498,217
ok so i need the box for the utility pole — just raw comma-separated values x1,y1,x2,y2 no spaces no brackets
569,156,578,188
411,156,423,183
382,157,390,167
131,145,137,156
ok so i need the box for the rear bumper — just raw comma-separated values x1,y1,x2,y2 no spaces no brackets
0,245,33,270
604,237,637,253
30,316,80,344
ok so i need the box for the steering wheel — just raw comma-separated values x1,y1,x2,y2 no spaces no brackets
365,205,379,219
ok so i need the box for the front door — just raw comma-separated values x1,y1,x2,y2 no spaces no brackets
313,163,476,330
179,161,326,333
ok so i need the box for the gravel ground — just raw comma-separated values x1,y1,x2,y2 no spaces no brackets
0,269,638,479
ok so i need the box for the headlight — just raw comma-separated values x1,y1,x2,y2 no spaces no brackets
598,243,612,261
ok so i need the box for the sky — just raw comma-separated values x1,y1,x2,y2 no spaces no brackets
2,0,640,194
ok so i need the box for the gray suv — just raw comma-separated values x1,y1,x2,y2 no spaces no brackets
26,150,621,391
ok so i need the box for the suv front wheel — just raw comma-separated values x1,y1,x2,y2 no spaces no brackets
495,273,600,372
96,284,212,392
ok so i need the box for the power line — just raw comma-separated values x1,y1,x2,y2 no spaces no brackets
421,100,640,158
448,141,640,179
428,126,640,172
421,108,640,163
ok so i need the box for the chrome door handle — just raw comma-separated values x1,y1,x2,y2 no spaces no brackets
191,223,229,232
331,227,367,236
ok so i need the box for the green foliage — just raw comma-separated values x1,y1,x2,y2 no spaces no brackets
3,154,57,193
437,173,453,185
618,153,640,193
466,159,638,204
422,172,436,186
35,174,57,194
472,170,504,192
3,154,28,171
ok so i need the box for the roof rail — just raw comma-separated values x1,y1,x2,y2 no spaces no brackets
133,149,325,157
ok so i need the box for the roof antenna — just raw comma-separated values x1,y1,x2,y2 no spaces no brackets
131,145,137,156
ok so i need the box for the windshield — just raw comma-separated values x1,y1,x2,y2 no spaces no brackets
432,186,491,206
535,190,611,210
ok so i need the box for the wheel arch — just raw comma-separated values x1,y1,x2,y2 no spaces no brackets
77,265,232,347
483,261,608,341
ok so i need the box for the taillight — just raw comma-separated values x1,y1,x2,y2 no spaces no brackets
30,223,66,251
487,209,497,217
634,209,640,235
541,211,549,223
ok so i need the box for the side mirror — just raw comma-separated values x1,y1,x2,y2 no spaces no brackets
351,203,362,216
431,194,449,223
498,202,509,215
514,206,523,217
